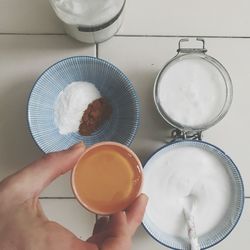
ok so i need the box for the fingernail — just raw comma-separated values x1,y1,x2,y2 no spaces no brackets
141,193,149,203
69,142,86,151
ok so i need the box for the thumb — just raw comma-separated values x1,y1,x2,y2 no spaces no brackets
1,143,85,200
126,194,148,235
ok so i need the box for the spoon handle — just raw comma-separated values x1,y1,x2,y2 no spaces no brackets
184,210,200,250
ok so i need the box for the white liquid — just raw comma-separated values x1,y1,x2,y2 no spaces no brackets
143,144,232,238
54,81,101,135
157,57,226,128
50,0,124,26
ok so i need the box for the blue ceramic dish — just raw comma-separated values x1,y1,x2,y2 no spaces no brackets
28,56,140,153
142,140,244,250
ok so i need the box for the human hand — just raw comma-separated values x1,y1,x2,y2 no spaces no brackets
0,143,148,250
87,194,148,250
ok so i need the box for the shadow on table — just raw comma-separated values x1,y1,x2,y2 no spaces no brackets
0,78,42,180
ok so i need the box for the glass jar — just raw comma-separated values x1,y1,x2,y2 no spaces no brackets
50,0,126,44
154,38,233,134
142,39,244,250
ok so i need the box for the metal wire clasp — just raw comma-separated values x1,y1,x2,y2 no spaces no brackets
171,129,202,141
177,38,207,54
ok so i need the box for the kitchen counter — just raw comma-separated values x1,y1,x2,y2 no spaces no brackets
0,0,249,249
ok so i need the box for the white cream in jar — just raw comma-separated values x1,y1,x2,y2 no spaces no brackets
51,0,124,26
157,57,227,128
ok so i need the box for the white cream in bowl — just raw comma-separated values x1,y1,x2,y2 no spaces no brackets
143,143,232,239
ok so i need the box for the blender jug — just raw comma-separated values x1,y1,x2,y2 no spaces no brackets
50,0,125,43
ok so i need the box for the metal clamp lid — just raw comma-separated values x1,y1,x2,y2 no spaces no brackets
171,129,202,141
177,38,207,54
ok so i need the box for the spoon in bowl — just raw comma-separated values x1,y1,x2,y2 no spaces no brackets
183,194,200,250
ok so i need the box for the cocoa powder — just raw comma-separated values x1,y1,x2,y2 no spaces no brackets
79,97,112,136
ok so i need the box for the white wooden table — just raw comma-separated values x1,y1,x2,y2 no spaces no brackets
0,0,250,249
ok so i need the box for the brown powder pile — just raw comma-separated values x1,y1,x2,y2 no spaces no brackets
79,97,112,136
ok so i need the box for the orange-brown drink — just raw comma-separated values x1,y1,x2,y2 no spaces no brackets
71,142,143,215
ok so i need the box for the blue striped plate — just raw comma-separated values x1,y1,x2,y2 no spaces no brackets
28,56,140,153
